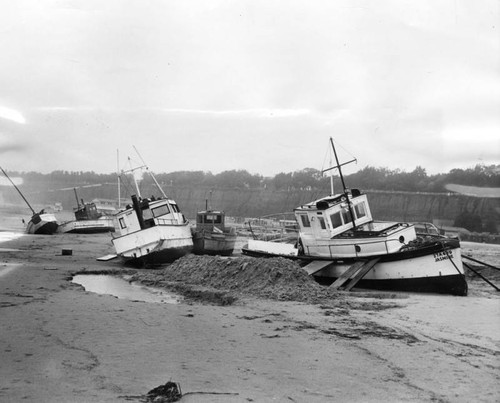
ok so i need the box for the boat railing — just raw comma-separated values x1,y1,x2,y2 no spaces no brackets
305,236,407,258
245,215,299,243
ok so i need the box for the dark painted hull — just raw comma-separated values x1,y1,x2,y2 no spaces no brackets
314,273,467,296
32,221,59,235
122,244,193,267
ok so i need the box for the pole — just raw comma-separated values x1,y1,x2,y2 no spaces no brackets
0,167,35,214
463,262,500,292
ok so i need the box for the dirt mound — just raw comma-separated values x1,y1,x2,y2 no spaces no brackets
135,255,339,303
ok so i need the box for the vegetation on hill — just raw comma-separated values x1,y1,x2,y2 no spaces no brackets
9,163,500,193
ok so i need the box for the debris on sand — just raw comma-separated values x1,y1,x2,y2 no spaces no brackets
145,381,182,402
132,255,341,304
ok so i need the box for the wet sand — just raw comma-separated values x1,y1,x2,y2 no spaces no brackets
0,227,499,402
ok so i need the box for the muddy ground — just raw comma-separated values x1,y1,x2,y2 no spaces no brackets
0,229,499,402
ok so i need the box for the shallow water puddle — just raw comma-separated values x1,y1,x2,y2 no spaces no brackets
72,274,183,304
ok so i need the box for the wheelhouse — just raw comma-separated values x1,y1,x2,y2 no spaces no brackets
196,210,226,232
114,195,187,236
294,189,373,239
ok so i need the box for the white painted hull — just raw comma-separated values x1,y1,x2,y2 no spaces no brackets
243,239,467,295
58,217,115,234
112,224,193,263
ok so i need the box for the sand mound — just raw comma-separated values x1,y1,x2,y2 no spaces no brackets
135,255,338,303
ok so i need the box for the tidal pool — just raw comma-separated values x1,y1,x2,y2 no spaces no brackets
72,274,183,304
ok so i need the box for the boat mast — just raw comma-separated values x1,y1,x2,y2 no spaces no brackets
117,149,121,209
73,188,81,209
133,146,167,199
328,137,357,230
0,167,36,214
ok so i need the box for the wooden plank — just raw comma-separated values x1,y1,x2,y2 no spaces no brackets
343,258,380,291
329,260,366,290
302,260,334,276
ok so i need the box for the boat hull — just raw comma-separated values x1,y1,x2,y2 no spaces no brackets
58,218,115,234
26,213,59,235
112,224,193,265
192,231,236,256
242,238,467,296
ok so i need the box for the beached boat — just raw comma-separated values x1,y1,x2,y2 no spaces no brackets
110,154,193,265
242,138,467,296
58,189,115,234
1,167,58,235
192,209,237,256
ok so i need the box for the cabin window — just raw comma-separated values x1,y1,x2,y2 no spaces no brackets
119,217,127,229
152,204,170,218
142,208,153,220
299,215,311,228
354,202,366,219
342,209,352,224
204,214,222,224
330,212,343,228
170,204,180,213
318,216,326,230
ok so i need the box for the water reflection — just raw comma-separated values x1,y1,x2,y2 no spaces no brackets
72,274,183,304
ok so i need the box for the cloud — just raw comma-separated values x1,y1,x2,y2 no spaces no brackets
0,106,26,124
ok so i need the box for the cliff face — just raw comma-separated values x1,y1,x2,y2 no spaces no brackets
167,187,499,227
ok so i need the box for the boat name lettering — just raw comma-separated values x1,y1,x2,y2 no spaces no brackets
433,250,452,262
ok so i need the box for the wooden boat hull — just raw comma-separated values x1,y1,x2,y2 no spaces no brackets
192,231,236,256
58,218,115,234
112,224,193,265
242,238,467,296
26,213,59,235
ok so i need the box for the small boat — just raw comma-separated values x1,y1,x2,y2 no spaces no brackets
58,188,115,234
1,167,58,235
110,152,193,265
242,138,467,296
192,209,237,256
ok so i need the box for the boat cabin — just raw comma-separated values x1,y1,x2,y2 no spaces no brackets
74,202,101,221
294,189,418,258
294,189,373,239
114,195,187,236
196,210,226,233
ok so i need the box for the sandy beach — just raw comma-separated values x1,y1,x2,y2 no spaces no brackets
0,220,499,402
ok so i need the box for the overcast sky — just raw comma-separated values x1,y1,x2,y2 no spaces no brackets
0,0,498,178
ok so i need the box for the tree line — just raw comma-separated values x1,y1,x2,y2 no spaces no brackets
13,163,500,193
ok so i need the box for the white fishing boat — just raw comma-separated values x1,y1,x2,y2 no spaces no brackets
242,138,467,296
58,188,115,234
1,167,58,235
192,209,237,256
110,152,193,265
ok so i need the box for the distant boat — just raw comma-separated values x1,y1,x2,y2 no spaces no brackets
58,188,115,234
242,138,467,296
192,208,237,256
1,167,58,235
110,150,193,265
